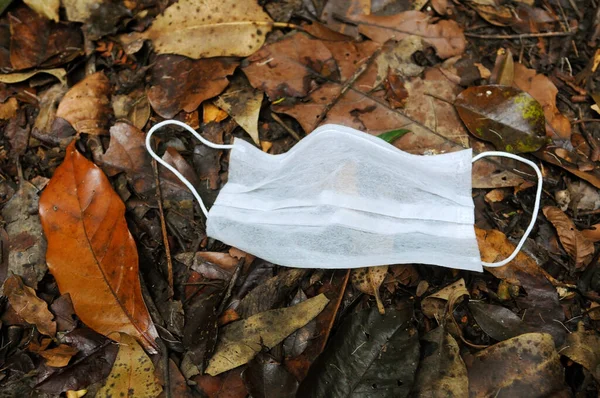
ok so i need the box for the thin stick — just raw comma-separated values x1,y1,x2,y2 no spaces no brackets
465,31,574,39
270,112,301,141
572,119,600,124
151,157,174,293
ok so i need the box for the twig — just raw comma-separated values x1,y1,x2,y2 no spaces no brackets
151,157,174,293
317,269,351,353
465,31,574,39
217,259,244,314
577,109,600,161
572,119,600,124
270,112,301,141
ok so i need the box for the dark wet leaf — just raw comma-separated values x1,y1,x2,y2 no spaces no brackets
560,322,600,382
298,306,419,397
0,0,12,15
411,326,468,397
283,289,315,358
467,333,568,397
183,289,221,373
378,129,411,144
243,353,298,398
468,302,526,341
455,85,547,153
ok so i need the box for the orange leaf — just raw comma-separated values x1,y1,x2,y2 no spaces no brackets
39,344,79,367
39,142,158,352
3,275,56,336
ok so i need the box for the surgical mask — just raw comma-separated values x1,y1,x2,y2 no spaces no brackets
146,121,542,272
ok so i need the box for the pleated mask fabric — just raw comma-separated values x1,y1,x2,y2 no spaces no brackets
146,121,543,272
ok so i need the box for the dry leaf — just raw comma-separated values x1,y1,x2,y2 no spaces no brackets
112,90,150,130
147,55,238,118
96,333,162,398
206,293,329,376
61,0,98,22
243,32,338,100
214,75,263,144
39,142,159,352
127,0,273,58
351,265,388,314
0,68,66,85
203,103,228,123
0,97,18,120
56,72,112,135
421,278,469,321
23,0,60,21
39,344,79,367
3,274,56,336
33,84,68,135
560,322,600,382
543,206,594,268
320,0,370,38
582,224,600,242
346,11,466,59
513,63,571,139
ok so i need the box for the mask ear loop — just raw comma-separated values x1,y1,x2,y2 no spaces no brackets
471,151,543,267
145,120,234,218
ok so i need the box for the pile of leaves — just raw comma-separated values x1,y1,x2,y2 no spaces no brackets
1,0,600,396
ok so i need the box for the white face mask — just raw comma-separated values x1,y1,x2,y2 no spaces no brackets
146,121,542,272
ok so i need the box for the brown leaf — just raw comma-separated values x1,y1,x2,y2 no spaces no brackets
455,85,547,153
560,322,600,382
98,122,194,206
39,142,159,352
243,32,338,100
39,344,79,367
112,89,150,130
513,62,571,139
214,74,263,144
0,68,66,85
320,0,370,38
0,97,18,120
8,5,83,70
543,206,594,268
56,72,112,135
129,0,273,58
96,333,162,397
3,274,56,336
33,84,68,135
1,180,48,287
582,223,600,242
467,333,568,397
421,278,469,321
351,265,388,314
346,11,466,59
147,55,238,118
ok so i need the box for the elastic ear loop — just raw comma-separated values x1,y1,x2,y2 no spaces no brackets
145,120,233,218
471,151,543,267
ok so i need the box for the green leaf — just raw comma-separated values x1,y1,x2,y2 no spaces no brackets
0,0,13,15
297,307,419,397
378,129,411,144
454,85,547,153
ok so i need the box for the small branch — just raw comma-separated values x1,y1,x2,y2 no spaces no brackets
572,119,600,124
151,157,174,294
465,31,574,39
270,112,301,141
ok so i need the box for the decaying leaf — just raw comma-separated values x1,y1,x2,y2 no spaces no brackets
125,0,274,59
243,353,299,398
467,333,567,397
56,72,112,135
1,180,48,287
0,68,66,85
422,278,469,321
455,85,547,153
298,307,419,397
560,322,600,382
4,274,56,336
214,74,263,144
543,206,595,268
0,97,18,120
147,55,238,118
33,84,68,135
283,289,315,358
412,326,468,397
320,0,370,38
23,0,60,21
468,302,526,341
61,0,98,22
346,11,466,59
112,90,150,130
206,293,329,375
39,344,79,367
351,265,388,314
96,333,162,398
39,142,159,352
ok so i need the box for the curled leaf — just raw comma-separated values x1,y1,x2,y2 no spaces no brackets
543,206,594,268
3,274,56,336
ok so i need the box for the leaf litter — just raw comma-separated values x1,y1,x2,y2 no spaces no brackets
0,0,599,396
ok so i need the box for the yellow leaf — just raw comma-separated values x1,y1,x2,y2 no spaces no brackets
96,334,162,398
0,68,67,86
39,344,79,367
128,0,274,58
206,293,329,376
0,97,18,120
351,266,388,314
24,0,60,21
